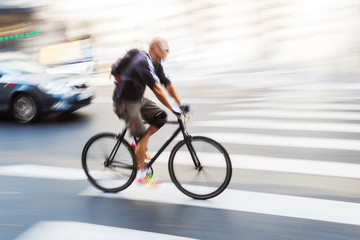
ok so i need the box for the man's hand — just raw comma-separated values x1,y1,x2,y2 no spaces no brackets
172,106,183,116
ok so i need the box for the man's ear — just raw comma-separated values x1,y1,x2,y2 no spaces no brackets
154,44,160,55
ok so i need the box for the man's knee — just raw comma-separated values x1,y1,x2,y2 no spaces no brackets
149,111,167,128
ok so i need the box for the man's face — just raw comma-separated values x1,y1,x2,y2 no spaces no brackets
157,41,169,60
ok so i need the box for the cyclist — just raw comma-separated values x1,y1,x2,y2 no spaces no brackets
113,37,183,185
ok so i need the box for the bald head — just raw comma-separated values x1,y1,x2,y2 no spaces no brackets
150,37,169,51
149,37,169,63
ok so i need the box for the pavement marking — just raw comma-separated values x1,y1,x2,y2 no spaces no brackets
193,119,360,133
15,221,199,240
1,148,360,181
80,183,360,226
149,152,360,179
229,155,360,178
226,102,360,111
0,165,86,180
93,96,112,103
195,132,360,151
210,109,360,120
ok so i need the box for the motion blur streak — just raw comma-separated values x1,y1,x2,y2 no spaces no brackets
0,0,359,86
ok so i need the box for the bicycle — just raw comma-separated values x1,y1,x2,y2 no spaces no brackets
81,106,232,200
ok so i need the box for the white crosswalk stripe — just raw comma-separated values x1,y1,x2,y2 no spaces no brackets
210,109,360,120
15,221,199,240
148,152,360,178
193,119,360,133
0,165,86,180
194,132,360,151
226,102,360,111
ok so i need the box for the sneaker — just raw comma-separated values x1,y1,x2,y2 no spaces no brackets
135,177,146,184
135,171,162,186
135,168,148,184
135,176,162,186
130,140,151,160
143,173,162,186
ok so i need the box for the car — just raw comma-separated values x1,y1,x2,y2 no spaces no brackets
0,54,95,123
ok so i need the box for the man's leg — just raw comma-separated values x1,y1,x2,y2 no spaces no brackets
134,98,168,184
136,108,168,170
135,124,159,171
119,100,147,171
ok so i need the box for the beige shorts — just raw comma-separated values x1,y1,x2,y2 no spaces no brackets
114,98,164,137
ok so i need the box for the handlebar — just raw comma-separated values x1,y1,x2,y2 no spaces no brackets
172,104,190,117
180,105,190,114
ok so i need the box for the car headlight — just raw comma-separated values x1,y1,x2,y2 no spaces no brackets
38,81,74,97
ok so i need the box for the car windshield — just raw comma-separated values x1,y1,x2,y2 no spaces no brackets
0,52,48,75
0,60,46,75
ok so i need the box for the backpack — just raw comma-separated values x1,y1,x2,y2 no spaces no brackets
111,48,139,83
112,49,145,102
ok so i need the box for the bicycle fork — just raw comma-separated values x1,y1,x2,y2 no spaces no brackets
179,120,202,171
184,135,202,171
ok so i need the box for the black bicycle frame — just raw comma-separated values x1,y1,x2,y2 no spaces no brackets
105,127,128,167
146,120,180,168
147,118,202,170
106,117,202,170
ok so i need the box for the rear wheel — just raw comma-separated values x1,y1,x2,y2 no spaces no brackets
82,133,137,192
12,93,39,123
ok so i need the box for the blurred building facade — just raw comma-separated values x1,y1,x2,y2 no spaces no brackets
0,6,39,51
1,0,359,81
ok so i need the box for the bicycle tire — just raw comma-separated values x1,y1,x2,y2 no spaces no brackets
168,136,232,200
82,132,137,192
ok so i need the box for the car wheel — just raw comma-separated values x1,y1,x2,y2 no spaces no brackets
12,94,39,123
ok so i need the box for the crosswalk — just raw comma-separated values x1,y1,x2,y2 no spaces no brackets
1,162,359,227
2,89,360,239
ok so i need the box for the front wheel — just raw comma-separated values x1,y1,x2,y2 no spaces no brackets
82,133,137,192
169,136,232,200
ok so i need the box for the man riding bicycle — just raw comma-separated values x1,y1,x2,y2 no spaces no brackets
113,37,183,185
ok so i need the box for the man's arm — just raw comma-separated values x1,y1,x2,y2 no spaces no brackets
165,83,182,106
155,63,182,107
152,82,173,111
